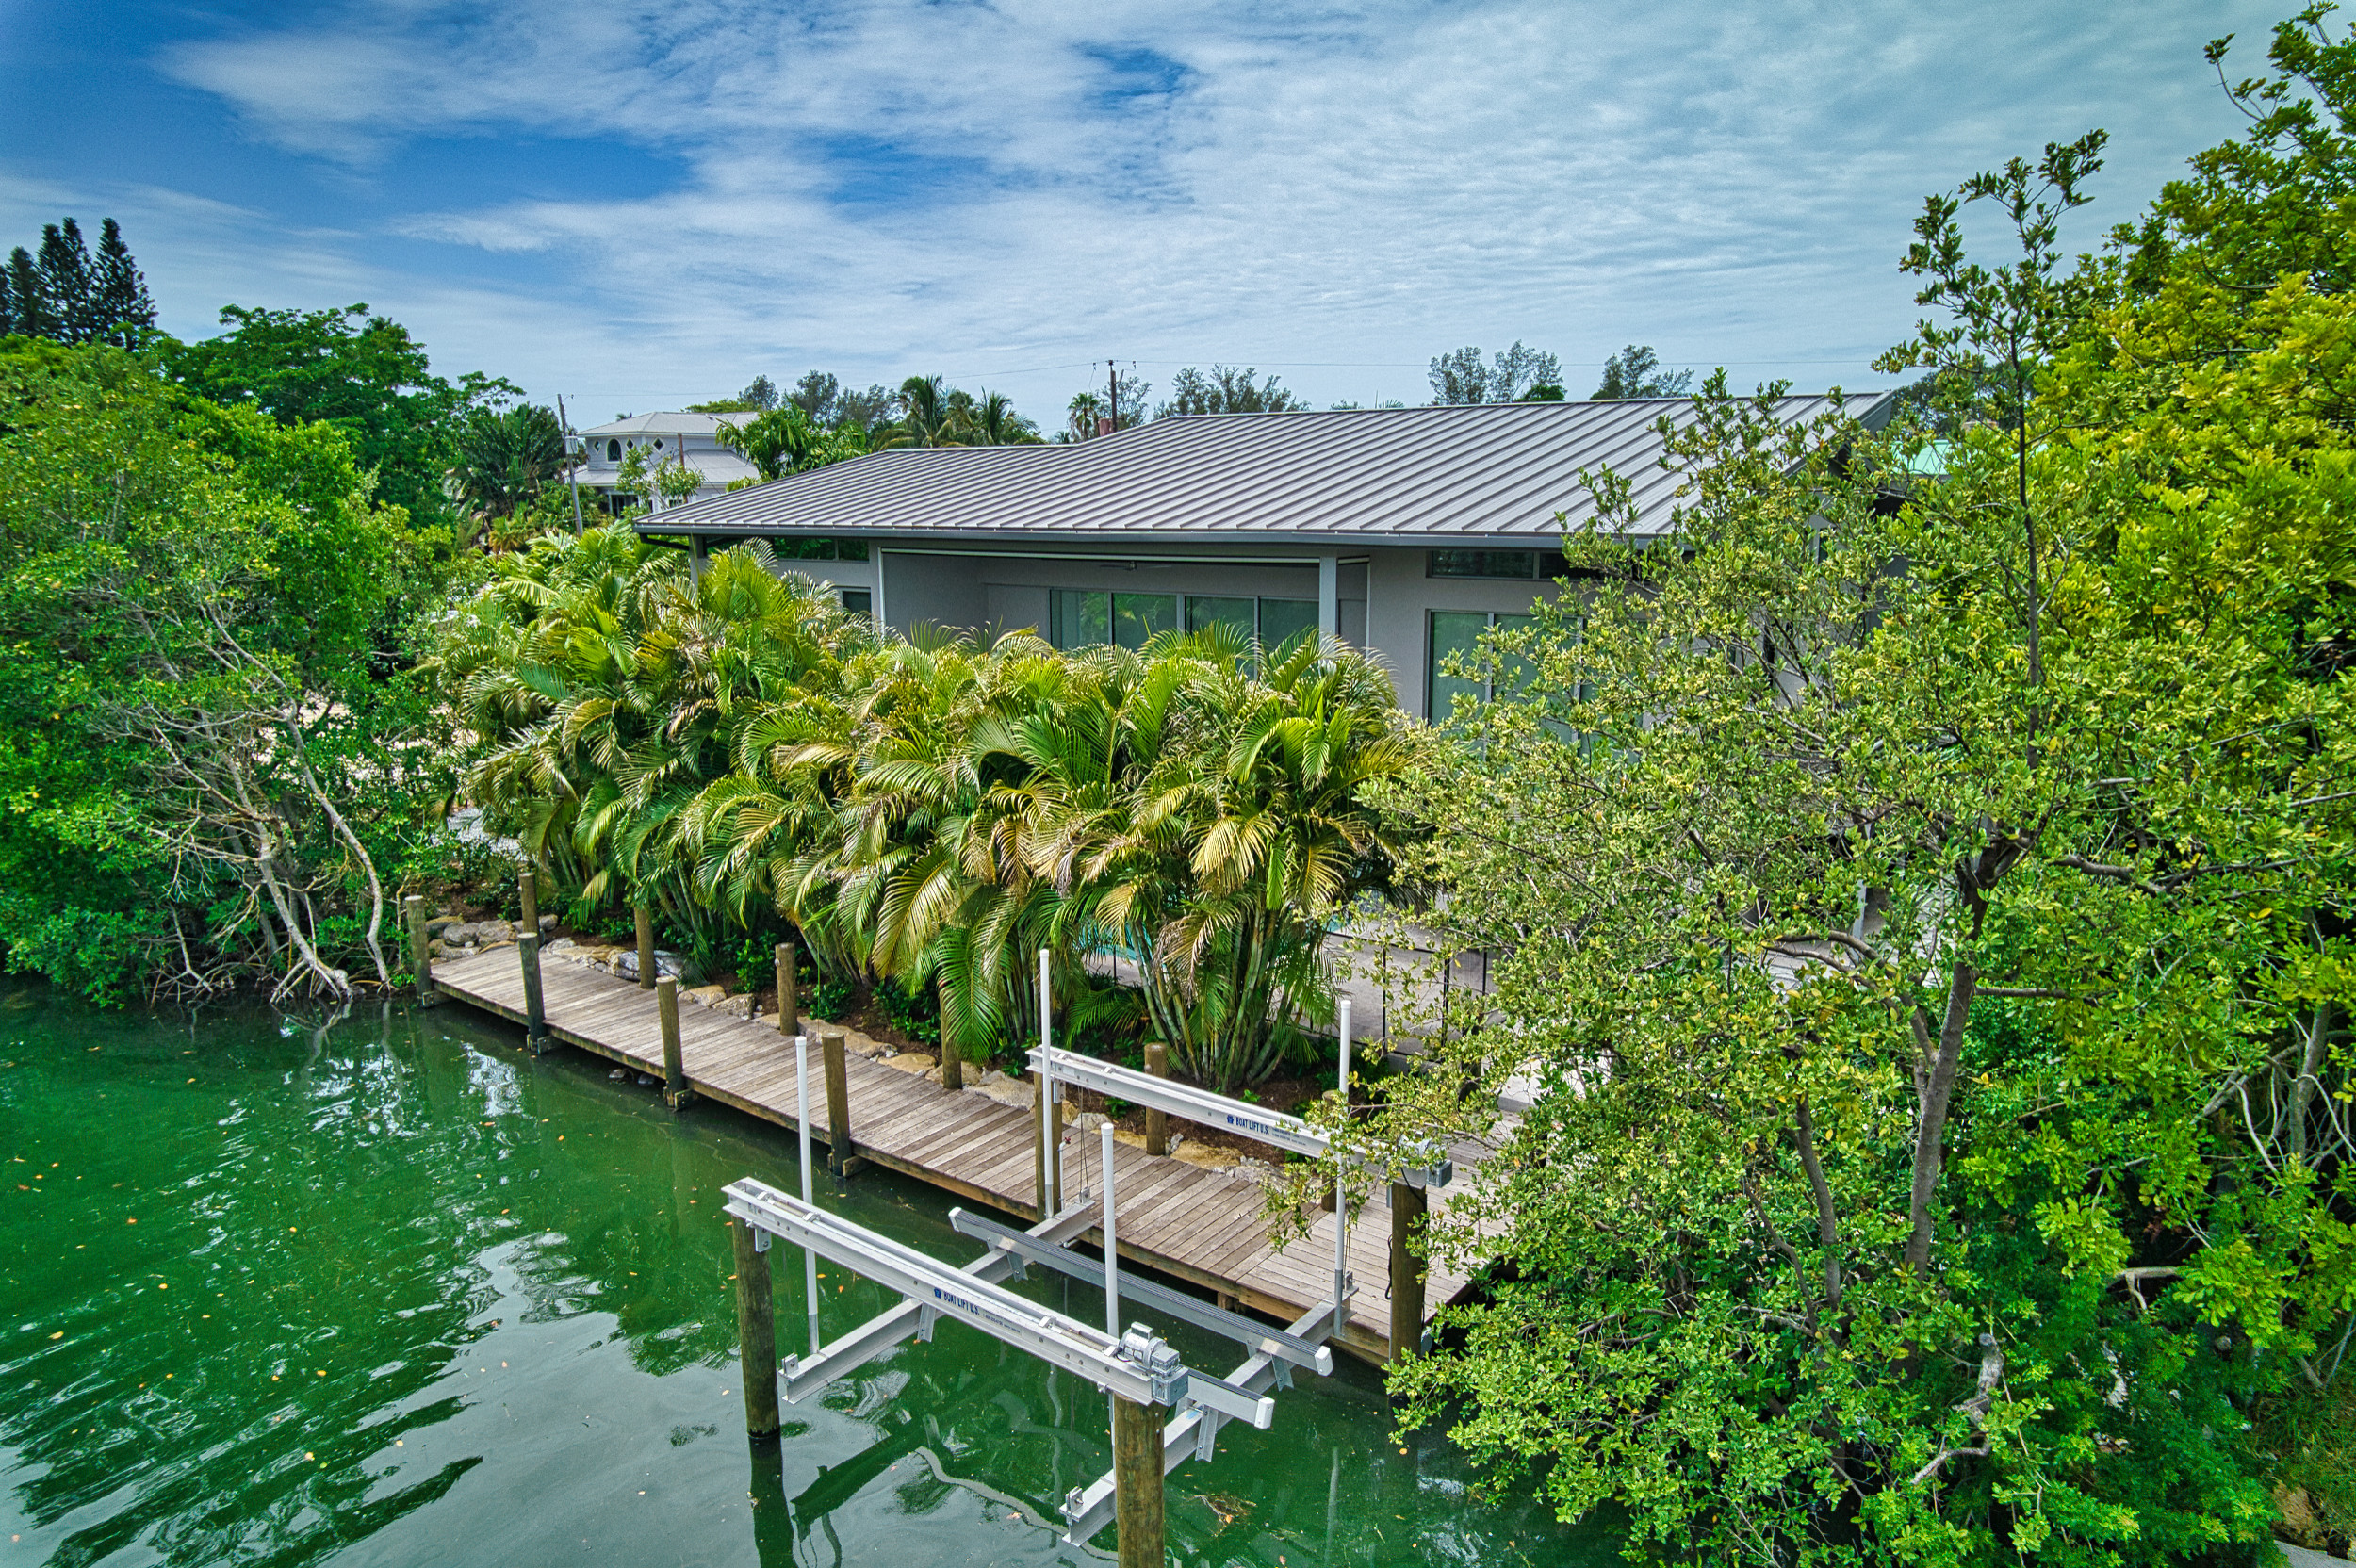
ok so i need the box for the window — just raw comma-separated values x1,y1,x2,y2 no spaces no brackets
1050,589,1111,650
1113,593,1175,649
1185,596,1255,640
1256,598,1317,655
1047,591,1316,658
767,538,872,562
1428,611,1534,716
606,439,622,462
1427,549,1570,580
840,589,872,616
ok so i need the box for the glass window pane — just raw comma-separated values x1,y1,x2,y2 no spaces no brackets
1112,593,1176,650
1050,589,1110,650
833,539,870,561
1257,597,1318,655
1185,596,1255,640
840,589,872,616
1429,612,1490,718
1428,549,1538,579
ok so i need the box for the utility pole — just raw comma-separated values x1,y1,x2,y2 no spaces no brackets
557,394,585,534
1107,360,1119,431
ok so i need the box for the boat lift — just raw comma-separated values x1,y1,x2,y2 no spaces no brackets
719,968,1446,1560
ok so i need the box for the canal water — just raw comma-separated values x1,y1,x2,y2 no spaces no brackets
0,985,1614,1566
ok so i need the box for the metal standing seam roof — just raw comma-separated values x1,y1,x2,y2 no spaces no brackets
635,393,1895,546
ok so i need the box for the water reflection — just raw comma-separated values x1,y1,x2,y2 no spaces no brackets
0,988,1612,1566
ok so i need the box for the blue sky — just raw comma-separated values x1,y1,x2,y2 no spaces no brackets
0,0,2298,423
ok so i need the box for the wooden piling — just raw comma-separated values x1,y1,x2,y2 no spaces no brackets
518,933,549,1054
1111,1394,1164,1568
403,895,440,1008
517,868,538,935
731,1218,780,1439
634,905,656,990
817,1024,853,1190
1390,1180,1428,1364
658,976,690,1109
937,977,963,1093
1143,1041,1170,1156
774,941,795,1035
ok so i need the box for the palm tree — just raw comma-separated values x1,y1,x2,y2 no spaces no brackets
449,403,569,533
889,374,969,449
971,390,1042,446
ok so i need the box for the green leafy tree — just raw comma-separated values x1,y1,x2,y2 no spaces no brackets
161,303,516,535
0,342,441,1001
2,247,47,337
90,220,155,347
1364,27,2356,1565
1429,341,1562,404
1590,342,1694,399
1059,368,1151,441
1155,365,1305,416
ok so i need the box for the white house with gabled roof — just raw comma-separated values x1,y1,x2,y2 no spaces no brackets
575,412,761,514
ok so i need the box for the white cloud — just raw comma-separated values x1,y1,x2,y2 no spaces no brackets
46,0,2299,416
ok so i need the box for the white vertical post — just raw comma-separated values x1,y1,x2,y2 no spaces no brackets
1039,947,1062,1214
1333,998,1351,1331
1102,1118,1121,1446
795,1033,820,1355
1101,1121,1121,1338
1317,553,1339,642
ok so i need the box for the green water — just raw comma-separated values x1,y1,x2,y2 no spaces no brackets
0,986,1612,1567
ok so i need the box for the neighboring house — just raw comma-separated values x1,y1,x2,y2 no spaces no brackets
635,395,1893,721
576,413,761,514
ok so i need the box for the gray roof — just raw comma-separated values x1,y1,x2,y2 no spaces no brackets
582,412,735,437
639,393,1894,546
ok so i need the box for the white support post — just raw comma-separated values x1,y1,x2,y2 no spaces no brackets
1333,998,1351,1332
1040,947,1063,1213
1317,554,1339,642
1102,1119,1121,1445
795,1033,820,1356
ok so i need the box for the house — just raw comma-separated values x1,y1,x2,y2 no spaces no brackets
575,413,761,514
634,395,1893,720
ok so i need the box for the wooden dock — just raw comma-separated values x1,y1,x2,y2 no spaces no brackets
427,946,1476,1363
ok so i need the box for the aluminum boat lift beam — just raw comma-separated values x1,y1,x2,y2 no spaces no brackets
723,1178,1277,1429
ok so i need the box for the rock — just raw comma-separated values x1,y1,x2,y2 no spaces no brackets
712,994,755,1021
636,1073,656,1087
478,919,515,944
922,1065,943,1084
425,916,458,939
978,1069,1008,1086
1172,1141,1242,1171
614,950,696,985
847,1032,891,1059
1071,1111,1111,1134
607,1067,627,1081
544,937,578,956
880,1052,937,1075
1112,1129,1151,1151
445,923,479,946
428,939,448,957
537,914,558,935
980,1077,1038,1109
683,984,728,1009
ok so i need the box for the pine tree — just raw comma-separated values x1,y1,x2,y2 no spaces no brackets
0,254,13,337
36,220,97,343
90,220,155,347
4,248,49,339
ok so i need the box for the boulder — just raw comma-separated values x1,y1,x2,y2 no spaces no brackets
1172,1140,1242,1171
847,1032,892,1059
1070,1110,1111,1134
444,923,479,946
980,1077,1038,1110
614,950,695,985
712,994,755,1021
880,1052,937,1075
1112,1129,1151,1151
683,984,729,1009
985,1073,1041,1111
478,919,515,944
537,914,558,936
425,916,459,939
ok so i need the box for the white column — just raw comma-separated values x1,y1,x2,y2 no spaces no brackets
1317,554,1339,642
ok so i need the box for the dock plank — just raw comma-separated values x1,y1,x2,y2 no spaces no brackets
427,945,1490,1361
